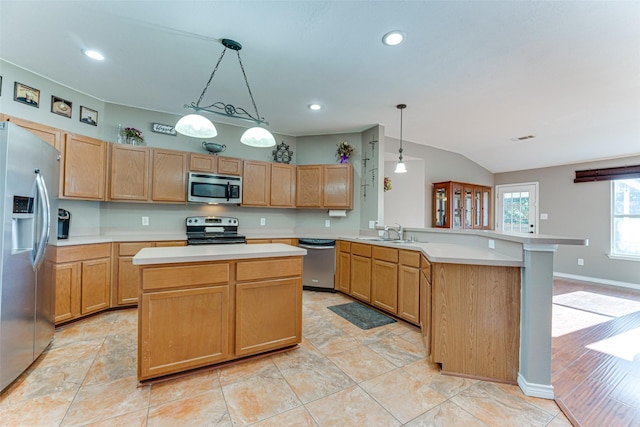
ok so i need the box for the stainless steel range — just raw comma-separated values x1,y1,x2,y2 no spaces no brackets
186,216,246,245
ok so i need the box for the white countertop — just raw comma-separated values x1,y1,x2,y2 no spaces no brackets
132,243,307,265
54,233,186,246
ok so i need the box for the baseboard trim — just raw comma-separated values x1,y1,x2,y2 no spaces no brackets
554,272,640,292
517,374,555,399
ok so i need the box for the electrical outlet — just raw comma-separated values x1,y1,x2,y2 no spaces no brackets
577,258,584,266
260,218,266,226
368,220,376,229
141,216,149,226
488,239,495,249
540,213,549,220
325,219,331,228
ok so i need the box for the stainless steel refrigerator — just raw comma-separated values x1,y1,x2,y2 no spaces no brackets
0,122,59,392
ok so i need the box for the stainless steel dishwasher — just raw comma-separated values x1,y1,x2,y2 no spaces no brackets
298,238,336,292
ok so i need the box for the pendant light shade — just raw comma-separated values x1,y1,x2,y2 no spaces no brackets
395,104,408,174
175,38,274,147
175,114,218,138
240,127,276,147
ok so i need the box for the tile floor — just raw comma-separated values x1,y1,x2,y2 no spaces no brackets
0,291,571,426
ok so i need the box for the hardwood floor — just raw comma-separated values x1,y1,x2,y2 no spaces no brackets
552,278,640,426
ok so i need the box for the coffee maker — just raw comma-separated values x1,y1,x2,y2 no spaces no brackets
57,209,70,239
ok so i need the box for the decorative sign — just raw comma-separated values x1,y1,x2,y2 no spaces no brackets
151,123,177,136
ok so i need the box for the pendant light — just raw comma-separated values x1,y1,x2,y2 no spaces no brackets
394,104,407,173
175,38,276,147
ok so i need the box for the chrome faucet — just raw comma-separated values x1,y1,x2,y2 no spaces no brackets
382,223,404,241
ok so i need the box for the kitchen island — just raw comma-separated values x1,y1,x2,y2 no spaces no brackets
132,243,306,381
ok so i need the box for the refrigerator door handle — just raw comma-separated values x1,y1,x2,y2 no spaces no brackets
32,171,51,270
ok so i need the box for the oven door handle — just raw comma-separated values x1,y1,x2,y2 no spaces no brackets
226,182,231,201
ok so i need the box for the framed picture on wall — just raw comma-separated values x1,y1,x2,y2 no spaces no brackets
14,82,40,107
79,106,98,126
51,96,72,118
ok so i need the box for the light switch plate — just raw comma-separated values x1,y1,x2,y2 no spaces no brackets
142,216,149,226
260,218,266,226
368,220,376,229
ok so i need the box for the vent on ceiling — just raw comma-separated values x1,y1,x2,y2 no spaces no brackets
511,135,535,142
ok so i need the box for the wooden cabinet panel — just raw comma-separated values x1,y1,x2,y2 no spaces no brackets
296,165,323,207
63,133,107,200
151,149,187,202
323,164,353,209
117,258,141,305
371,258,398,313
398,264,420,324
52,243,111,263
237,257,302,282
351,243,372,257
350,254,371,303
53,262,81,323
270,238,297,246
139,286,230,379
3,115,64,151
420,268,432,356
189,153,217,172
109,144,150,201
242,160,271,206
153,240,186,247
217,156,243,176
270,163,296,207
80,258,111,315
142,263,230,291
336,251,351,293
235,278,302,356
372,246,398,263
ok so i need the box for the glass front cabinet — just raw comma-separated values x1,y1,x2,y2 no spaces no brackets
433,181,492,229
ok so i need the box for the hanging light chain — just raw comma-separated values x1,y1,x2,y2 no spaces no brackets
195,46,228,107
235,50,262,122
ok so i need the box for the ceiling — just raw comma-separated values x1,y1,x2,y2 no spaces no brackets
1,1,639,173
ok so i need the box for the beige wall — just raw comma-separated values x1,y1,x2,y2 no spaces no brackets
496,156,640,286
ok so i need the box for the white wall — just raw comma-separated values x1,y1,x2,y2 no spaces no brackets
383,159,426,227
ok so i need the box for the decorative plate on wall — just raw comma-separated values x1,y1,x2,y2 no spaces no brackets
273,141,293,164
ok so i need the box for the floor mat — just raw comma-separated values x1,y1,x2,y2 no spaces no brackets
327,302,396,330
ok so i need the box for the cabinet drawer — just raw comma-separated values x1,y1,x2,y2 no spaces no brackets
271,238,298,246
351,243,372,257
337,240,351,253
142,263,230,291
421,256,432,283
237,257,302,281
54,243,111,263
372,246,398,263
399,250,420,267
119,242,153,256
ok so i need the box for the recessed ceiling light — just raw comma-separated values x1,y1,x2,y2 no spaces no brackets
382,31,405,46
83,49,104,61
308,104,322,111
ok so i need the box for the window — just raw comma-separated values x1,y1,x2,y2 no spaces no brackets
611,179,640,258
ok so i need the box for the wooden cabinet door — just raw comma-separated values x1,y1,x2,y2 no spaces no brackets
151,149,187,202
217,156,243,176
63,134,107,200
116,258,140,305
109,144,150,201
323,164,353,209
53,262,81,323
270,163,296,207
80,258,111,315
398,265,420,324
336,251,351,293
350,254,371,303
420,269,432,356
296,165,323,207
139,285,230,380
3,115,64,151
189,153,217,172
372,259,398,313
242,160,270,206
235,278,302,356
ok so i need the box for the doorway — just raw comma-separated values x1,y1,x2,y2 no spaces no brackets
495,182,539,233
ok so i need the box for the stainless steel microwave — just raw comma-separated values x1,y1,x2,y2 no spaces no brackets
187,172,242,204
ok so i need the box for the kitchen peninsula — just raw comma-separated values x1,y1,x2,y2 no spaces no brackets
132,243,306,381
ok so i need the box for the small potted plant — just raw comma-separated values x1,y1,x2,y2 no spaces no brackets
336,141,354,164
122,127,144,145
384,176,392,192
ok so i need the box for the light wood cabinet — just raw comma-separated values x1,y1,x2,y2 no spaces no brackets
431,263,521,382
242,160,271,206
296,164,353,209
350,243,372,303
189,153,217,173
108,144,151,201
246,238,298,245
335,241,351,293
433,181,492,229
62,133,107,200
398,250,420,324
151,148,187,202
49,243,111,324
371,246,399,313
217,156,243,176
270,163,296,207
2,115,64,151
420,255,432,355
